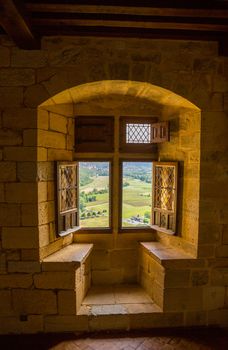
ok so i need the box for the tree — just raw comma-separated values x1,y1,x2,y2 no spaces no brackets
144,211,150,219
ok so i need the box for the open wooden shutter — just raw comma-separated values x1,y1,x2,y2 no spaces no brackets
152,161,177,234
75,116,114,152
57,161,79,236
151,121,169,143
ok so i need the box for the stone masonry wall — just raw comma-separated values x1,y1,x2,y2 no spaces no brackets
0,35,227,331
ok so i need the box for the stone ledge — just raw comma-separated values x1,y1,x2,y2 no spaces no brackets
140,242,195,267
42,243,93,271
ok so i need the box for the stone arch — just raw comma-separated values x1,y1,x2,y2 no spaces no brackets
37,80,201,259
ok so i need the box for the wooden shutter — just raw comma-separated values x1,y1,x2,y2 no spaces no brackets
151,121,169,143
57,161,78,236
75,116,114,152
152,161,177,234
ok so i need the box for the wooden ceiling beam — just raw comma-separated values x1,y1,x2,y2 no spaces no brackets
26,4,228,19
0,0,39,49
32,18,228,33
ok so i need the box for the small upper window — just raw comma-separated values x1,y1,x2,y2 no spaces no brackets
119,117,169,153
126,123,151,144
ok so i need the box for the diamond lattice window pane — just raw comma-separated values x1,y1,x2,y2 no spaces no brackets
59,164,77,213
154,166,175,211
126,123,151,143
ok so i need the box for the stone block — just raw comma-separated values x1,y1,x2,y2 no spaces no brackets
215,245,228,258
0,253,7,274
164,288,203,312
0,46,10,66
213,75,228,92
92,269,124,285
0,291,14,316
165,269,190,288
191,270,209,286
37,147,48,161
38,201,55,225
21,249,39,261
34,271,75,289
198,223,221,244
211,268,228,286
109,63,129,80
44,315,88,332
50,113,67,133
208,309,228,326
0,315,43,334
23,129,37,146
76,282,84,312
4,146,37,161
5,183,37,203
2,108,36,129
110,249,138,269
11,48,48,68
37,109,49,130
197,244,215,258
2,227,39,249
91,249,110,271
0,183,4,202
38,130,66,149
0,274,33,288
129,312,184,329
37,162,54,181
38,224,50,248
203,286,225,310
47,181,54,201
21,203,38,226
0,68,35,86
184,311,207,326
39,238,64,260
0,87,23,107
24,84,50,108
0,129,22,146
8,261,41,273
47,149,72,161
0,162,16,182
0,204,20,226
89,314,129,331
17,162,37,182
38,181,48,203
12,289,57,315
58,290,77,315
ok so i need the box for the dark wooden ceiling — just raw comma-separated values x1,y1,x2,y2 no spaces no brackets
0,0,228,54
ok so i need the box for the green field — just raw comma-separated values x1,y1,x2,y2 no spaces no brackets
79,162,152,228
122,177,151,227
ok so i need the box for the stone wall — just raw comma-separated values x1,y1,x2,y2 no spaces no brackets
0,35,227,331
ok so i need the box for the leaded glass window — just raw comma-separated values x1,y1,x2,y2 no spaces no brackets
152,162,177,234
57,162,78,236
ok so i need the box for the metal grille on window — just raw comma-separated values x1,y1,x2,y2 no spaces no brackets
57,162,78,236
126,123,151,144
152,163,177,233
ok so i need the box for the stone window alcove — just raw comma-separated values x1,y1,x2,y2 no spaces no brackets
36,80,201,315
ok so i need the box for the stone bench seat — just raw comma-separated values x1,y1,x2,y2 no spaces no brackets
42,243,93,271
140,242,195,268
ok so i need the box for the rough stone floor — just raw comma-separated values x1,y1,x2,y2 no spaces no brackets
79,284,161,315
0,328,227,350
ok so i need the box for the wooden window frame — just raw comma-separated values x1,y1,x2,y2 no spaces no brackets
151,161,178,235
118,159,154,234
56,161,79,237
76,159,113,234
119,160,178,235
